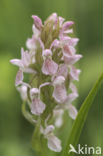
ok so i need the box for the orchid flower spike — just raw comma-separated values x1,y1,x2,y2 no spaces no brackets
10,13,82,153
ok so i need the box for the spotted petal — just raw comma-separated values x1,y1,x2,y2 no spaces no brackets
70,66,81,81
53,84,67,103
47,134,62,152
10,59,23,68
32,15,42,30
44,125,55,136
63,54,82,65
57,64,68,78
15,70,23,86
31,98,46,115
62,21,74,31
68,104,78,120
21,48,31,67
42,58,58,75
63,45,76,55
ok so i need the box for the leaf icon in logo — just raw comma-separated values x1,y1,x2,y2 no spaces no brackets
69,144,77,153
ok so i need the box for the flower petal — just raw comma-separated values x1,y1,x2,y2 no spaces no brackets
53,109,64,128
32,24,40,37
32,15,42,30
63,45,76,55
21,48,31,67
31,98,46,115
63,54,82,65
53,76,65,86
17,85,27,100
42,58,58,75
68,104,78,120
24,67,36,73
50,39,60,49
70,66,81,81
47,13,57,22
53,84,67,103
38,38,44,50
59,16,65,26
26,36,37,50
30,88,39,99
42,49,52,57
10,59,23,68
70,82,78,94
69,38,79,47
57,64,68,78
44,125,55,135
62,21,74,30
47,135,62,152
15,70,23,86
64,28,73,34
65,83,78,104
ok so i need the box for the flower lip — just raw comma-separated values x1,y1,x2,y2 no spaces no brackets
47,135,62,152
41,125,62,152
42,58,58,75
31,98,46,115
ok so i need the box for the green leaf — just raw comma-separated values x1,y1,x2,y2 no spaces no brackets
62,73,103,156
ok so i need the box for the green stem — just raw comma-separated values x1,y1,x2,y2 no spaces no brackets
31,118,42,152
22,102,35,125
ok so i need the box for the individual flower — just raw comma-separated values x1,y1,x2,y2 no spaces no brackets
30,88,46,115
10,48,35,86
52,76,67,103
41,125,62,152
42,49,58,75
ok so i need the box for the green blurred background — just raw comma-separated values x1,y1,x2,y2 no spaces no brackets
0,0,103,156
